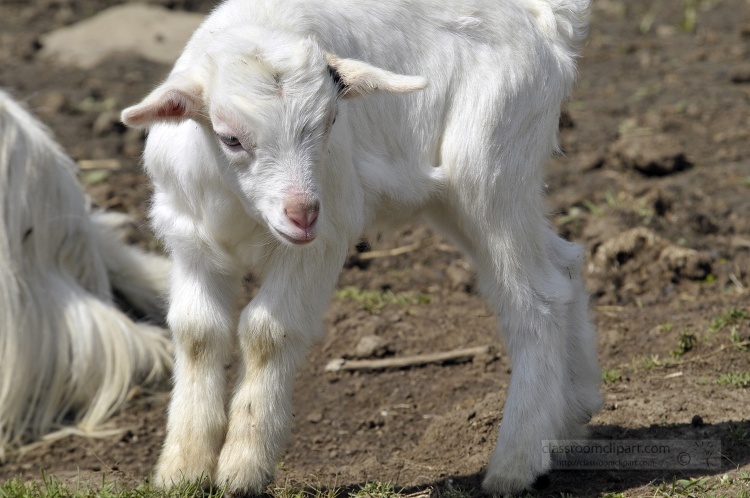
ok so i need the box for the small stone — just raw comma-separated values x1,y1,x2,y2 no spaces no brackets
445,261,474,292
306,411,323,424
354,335,387,359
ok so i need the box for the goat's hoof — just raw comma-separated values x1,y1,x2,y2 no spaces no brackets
481,473,534,497
531,473,551,490
153,471,213,493
216,466,273,498
222,482,270,498
223,490,264,498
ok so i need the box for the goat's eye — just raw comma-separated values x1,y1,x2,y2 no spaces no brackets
218,134,242,148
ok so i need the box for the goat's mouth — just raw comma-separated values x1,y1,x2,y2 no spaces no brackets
271,225,317,245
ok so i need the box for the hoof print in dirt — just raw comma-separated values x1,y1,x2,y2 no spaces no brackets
609,133,692,177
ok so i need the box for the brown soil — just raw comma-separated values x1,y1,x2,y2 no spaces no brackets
1,1,749,496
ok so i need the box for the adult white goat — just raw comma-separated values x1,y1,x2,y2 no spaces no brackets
122,0,601,494
0,90,173,459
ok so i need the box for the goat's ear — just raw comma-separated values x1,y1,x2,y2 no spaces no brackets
121,74,204,128
325,53,427,99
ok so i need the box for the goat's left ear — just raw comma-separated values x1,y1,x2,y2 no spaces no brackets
325,53,427,99
121,73,204,128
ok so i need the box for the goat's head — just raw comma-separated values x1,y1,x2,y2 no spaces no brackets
122,28,426,246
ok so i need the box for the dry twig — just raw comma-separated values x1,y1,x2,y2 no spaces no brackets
357,236,436,260
325,345,494,372
77,159,122,170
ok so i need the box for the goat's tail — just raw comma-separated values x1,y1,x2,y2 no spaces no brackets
0,89,173,460
91,211,172,323
525,0,590,54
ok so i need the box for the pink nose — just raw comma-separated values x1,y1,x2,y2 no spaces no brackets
284,198,320,229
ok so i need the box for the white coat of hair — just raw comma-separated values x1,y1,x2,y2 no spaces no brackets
0,90,173,460
122,0,600,494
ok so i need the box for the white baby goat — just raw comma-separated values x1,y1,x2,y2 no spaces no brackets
0,90,173,459
122,0,601,494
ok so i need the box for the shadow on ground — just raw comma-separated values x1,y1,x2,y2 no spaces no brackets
288,420,750,497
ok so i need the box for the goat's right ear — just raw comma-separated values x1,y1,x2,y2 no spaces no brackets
121,74,204,128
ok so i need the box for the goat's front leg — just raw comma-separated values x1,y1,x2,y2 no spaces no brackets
216,246,346,495
155,255,239,488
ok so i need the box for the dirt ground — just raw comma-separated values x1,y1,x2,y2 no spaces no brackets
1,0,749,496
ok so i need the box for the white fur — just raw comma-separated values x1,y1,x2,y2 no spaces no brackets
0,90,173,460
122,0,600,494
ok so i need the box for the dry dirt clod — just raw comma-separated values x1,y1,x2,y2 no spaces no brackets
609,133,692,177
658,245,712,281
589,227,713,301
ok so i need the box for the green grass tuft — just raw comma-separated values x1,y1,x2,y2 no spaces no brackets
0,474,224,498
717,372,750,389
335,287,430,314
709,308,749,334
671,331,697,357
349,482,401,498
601,368,622,384
658,322,674,332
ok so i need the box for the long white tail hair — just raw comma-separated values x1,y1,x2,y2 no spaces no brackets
0,90,173,460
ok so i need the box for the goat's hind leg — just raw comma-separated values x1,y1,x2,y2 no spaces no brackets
156,256,239,489
545,228,602,438
425,202,600,495
481,228,600,494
